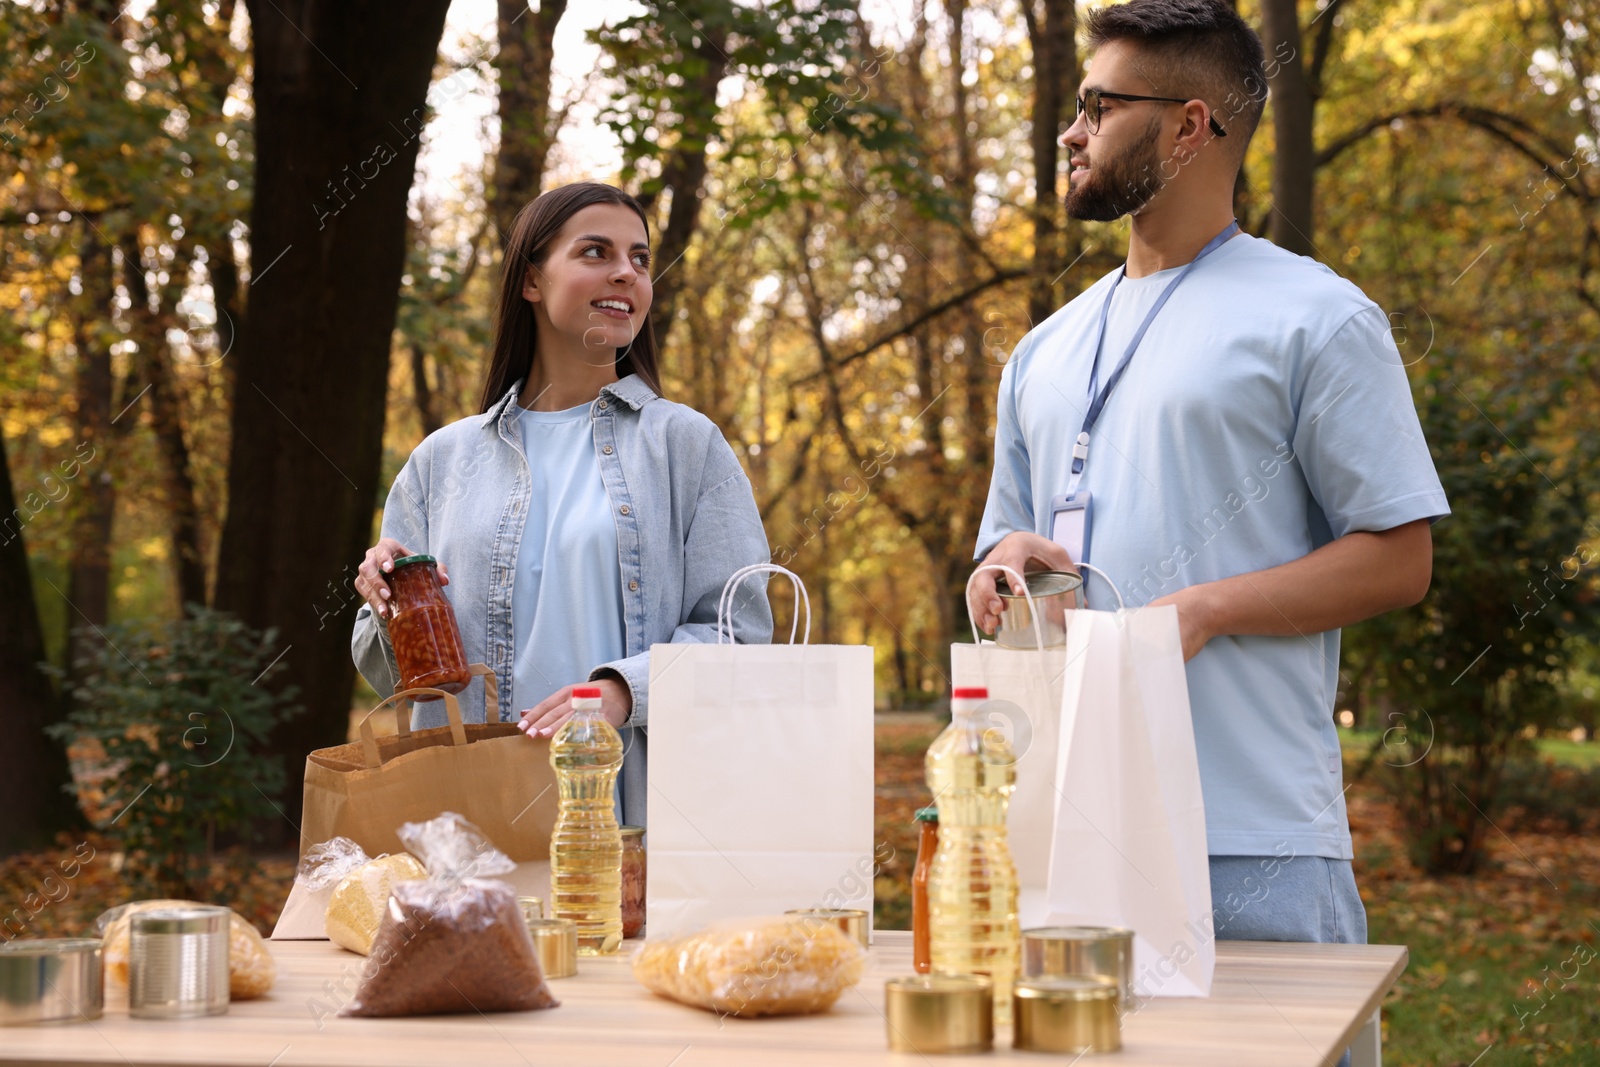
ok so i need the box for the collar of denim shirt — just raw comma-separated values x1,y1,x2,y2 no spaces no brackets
479,373,658,430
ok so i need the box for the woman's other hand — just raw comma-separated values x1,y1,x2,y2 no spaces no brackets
519,678,632,738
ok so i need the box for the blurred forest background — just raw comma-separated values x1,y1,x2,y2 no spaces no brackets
3,1,1600,1058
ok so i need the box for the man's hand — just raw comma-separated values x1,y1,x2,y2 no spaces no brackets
1147,586,1218,661
968,532,1076,635
518,678,632,738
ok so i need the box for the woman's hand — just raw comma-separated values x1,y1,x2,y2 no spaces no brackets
354,538,450,620
519,678,632,738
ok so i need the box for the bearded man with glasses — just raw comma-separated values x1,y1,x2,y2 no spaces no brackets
969,2,1448,1052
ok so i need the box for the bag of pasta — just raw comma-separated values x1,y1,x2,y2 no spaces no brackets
632,915,865,1017
341,812,557,1017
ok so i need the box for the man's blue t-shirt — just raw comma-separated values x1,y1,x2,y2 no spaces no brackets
977,233,1449,860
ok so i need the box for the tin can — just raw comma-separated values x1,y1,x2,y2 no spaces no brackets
1021,925,1134,1008
1013,975,1121,1053
128,907,229,1019
784,908,869,948
884,975,993,1054
994,570,1084,649
526,918,578,979
0,939,103,1026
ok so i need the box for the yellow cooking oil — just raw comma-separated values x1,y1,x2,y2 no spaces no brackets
926,685,1020,1024
549,686,624,955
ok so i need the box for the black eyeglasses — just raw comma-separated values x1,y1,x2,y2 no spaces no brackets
1076,88,1228,137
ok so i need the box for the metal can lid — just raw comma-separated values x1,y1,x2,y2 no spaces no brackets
620,825,645,838
1023,925,1134,942
914,806,939,822
0,938,103,957
1015,975,1119,1001
998,569,1082,597
130,906,229,935
389,554,437,569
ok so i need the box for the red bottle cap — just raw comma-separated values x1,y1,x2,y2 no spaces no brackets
951,686,988,699
572,686,603,699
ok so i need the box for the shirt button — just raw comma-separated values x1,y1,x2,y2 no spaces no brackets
619,504,630,515
603,445,614,455
598,399,608,409
629,580,639,591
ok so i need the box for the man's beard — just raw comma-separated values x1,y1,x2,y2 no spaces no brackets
1066,119,1167,222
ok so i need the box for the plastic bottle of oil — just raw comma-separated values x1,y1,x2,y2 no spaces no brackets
549,685,624,955
926,685,1020,1023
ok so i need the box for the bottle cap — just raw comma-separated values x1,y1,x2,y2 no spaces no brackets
951,686,988,699
572,686,603,699
914,806,939,822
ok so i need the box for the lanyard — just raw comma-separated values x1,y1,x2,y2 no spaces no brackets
1066,220,1240,496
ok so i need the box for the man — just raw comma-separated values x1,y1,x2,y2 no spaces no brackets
972,0,1447,966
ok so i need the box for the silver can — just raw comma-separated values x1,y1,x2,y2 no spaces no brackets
995,570,1084,649
0,939,103,1026
129,906,230,1019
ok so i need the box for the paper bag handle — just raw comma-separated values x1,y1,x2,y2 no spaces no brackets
357,687,465,769
1075,563,1126,610
468,662,502,723
966,564,1049,649
718,563,810,645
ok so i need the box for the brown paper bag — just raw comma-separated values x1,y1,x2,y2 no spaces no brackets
299,664,558,864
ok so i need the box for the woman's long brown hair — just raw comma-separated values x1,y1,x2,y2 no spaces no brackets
478,183,664,413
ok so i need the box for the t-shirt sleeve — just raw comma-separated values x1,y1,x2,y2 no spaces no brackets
1291,305,1449,540
975,354,1035,561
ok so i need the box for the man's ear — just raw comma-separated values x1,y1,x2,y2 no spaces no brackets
522,265,540,303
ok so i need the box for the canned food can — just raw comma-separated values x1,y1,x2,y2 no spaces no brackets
0,939,103,1026
995,570,1084,649
1021,925,1134,1008
128,907,230,1019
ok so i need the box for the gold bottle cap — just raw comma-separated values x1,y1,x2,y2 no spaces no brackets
1013,976,1121,1053
784,908,869,948
525,917,577,979
883,975,994,1054
517,896,544,921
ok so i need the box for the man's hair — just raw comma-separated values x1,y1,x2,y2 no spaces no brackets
1084,0,1268,156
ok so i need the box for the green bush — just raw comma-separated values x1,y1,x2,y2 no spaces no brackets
46,607,300,897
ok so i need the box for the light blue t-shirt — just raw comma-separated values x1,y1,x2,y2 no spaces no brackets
510,403,627,715
977,233,1449,860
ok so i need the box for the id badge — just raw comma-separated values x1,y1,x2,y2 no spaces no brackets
1049,491,1093,564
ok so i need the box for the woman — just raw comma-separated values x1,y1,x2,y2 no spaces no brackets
351,182,773,828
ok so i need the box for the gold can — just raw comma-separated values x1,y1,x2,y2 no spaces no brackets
517,896,544,922
784,908,869,948
1021,925,1133,1006
883,975,994,1054
525,917,577,979
1013,976,1120,1053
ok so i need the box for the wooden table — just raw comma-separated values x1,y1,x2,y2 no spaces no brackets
2,933,1404,1066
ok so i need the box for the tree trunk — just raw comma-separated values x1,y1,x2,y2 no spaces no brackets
1260,0,1316,256
1023,0,1077,323
490,0,567,248
122,235,208,609
65,227,116,673
0,428,84,854
216,1,453,814
409,341,441,438
640,25,729,352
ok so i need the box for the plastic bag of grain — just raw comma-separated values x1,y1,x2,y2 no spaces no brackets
632,915,865,1017
341,813,558,1017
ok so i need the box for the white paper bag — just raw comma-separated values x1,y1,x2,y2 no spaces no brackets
646,564,876,939
950,564,1070,927
1044,602,1214,998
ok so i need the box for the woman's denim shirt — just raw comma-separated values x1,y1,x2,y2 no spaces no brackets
351,374,774,825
